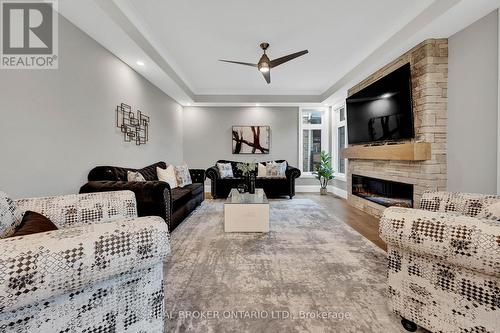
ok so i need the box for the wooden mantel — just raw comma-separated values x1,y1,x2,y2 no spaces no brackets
341,142,431,161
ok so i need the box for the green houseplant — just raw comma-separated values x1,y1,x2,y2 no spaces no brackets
313,151,335,195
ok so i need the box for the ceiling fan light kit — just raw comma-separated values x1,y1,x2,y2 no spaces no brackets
219,42,308,84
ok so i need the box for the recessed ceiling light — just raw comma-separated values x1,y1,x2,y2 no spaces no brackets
381,93,392,99
136,61,145,66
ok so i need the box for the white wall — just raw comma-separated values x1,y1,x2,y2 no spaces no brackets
448,10,499,194
0,16,184,198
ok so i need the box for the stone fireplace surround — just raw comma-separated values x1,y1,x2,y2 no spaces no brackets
346,39,448,217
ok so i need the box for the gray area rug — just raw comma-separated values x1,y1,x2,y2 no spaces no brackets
164,198,405,332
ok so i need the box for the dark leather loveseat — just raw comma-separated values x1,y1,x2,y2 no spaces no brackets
79,162,205,232
206,160,301,199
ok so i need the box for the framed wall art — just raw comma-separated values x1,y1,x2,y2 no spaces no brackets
232,126,270,154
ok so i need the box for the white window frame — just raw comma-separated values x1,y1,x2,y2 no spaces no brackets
298,107,329,177
333,105,347,181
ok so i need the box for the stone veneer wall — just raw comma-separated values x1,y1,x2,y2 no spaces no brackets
347,39,448,217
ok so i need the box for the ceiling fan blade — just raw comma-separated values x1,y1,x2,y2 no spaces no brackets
219,60,257,67
270,50,308,68
262,70,271,84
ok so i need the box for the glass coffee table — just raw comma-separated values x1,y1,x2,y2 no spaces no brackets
224,188,269,233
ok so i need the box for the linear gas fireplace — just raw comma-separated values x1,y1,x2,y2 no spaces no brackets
352,174,413,208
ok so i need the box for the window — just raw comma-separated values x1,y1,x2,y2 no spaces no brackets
299,108,329,174
333,105,347,179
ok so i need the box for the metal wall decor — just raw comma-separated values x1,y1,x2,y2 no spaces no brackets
115,103,150,145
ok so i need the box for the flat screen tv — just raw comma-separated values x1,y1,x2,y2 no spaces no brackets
346,63,413,144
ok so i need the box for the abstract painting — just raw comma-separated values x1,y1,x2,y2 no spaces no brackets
232,126,270,154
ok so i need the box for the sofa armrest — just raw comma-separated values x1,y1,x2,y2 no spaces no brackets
189,169,206,183
380,207,500,277
285,166,301,179
206,166,220,180
79,181,172,228
0,216,170,313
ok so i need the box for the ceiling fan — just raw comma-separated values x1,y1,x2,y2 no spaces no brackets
219,42,308,84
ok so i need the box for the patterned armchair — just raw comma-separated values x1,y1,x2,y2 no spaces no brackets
0,191,170,332
380,191,500,333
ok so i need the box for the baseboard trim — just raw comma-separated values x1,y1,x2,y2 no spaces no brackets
206,187,348,199
295,185,321,193
328,185,348,199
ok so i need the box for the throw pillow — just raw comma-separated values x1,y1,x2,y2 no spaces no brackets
175,164,192,187
0,191,21,238
266,161,287,178
157,165,178,188
127,171,146,182
476,201,500,221
217,163,234,178
257,163,267,178
10,211,58,237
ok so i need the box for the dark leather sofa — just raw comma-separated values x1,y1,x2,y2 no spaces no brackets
206,160,301,199
79,162,205,232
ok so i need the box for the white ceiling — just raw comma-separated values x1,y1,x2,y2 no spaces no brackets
119,0,433,95
58,0,500,105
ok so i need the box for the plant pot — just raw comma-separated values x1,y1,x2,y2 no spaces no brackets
320,188,328,195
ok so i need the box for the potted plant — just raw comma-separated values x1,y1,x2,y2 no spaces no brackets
313,151,335,195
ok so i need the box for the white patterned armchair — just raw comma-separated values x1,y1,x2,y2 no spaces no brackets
0,190,170,333
380,191,500,333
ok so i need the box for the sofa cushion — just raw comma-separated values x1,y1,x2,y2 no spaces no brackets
157,165,178,188
175,164,193,187
266,161,287,178
171,183,203,212
217,163,234,178
0,191,21,238
127,171,146,182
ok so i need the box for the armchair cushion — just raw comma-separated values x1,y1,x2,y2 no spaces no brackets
380,207,500,277
0,216,170,313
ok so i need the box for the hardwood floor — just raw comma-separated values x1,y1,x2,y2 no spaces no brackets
293,193,387,251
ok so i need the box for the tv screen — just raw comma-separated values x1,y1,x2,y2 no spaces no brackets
346,63,413,144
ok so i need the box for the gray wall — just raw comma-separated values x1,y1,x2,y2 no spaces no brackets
182,106,298,166
448,10,498,194
182,106,347,189
182,106,314,185
0,16,183,198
